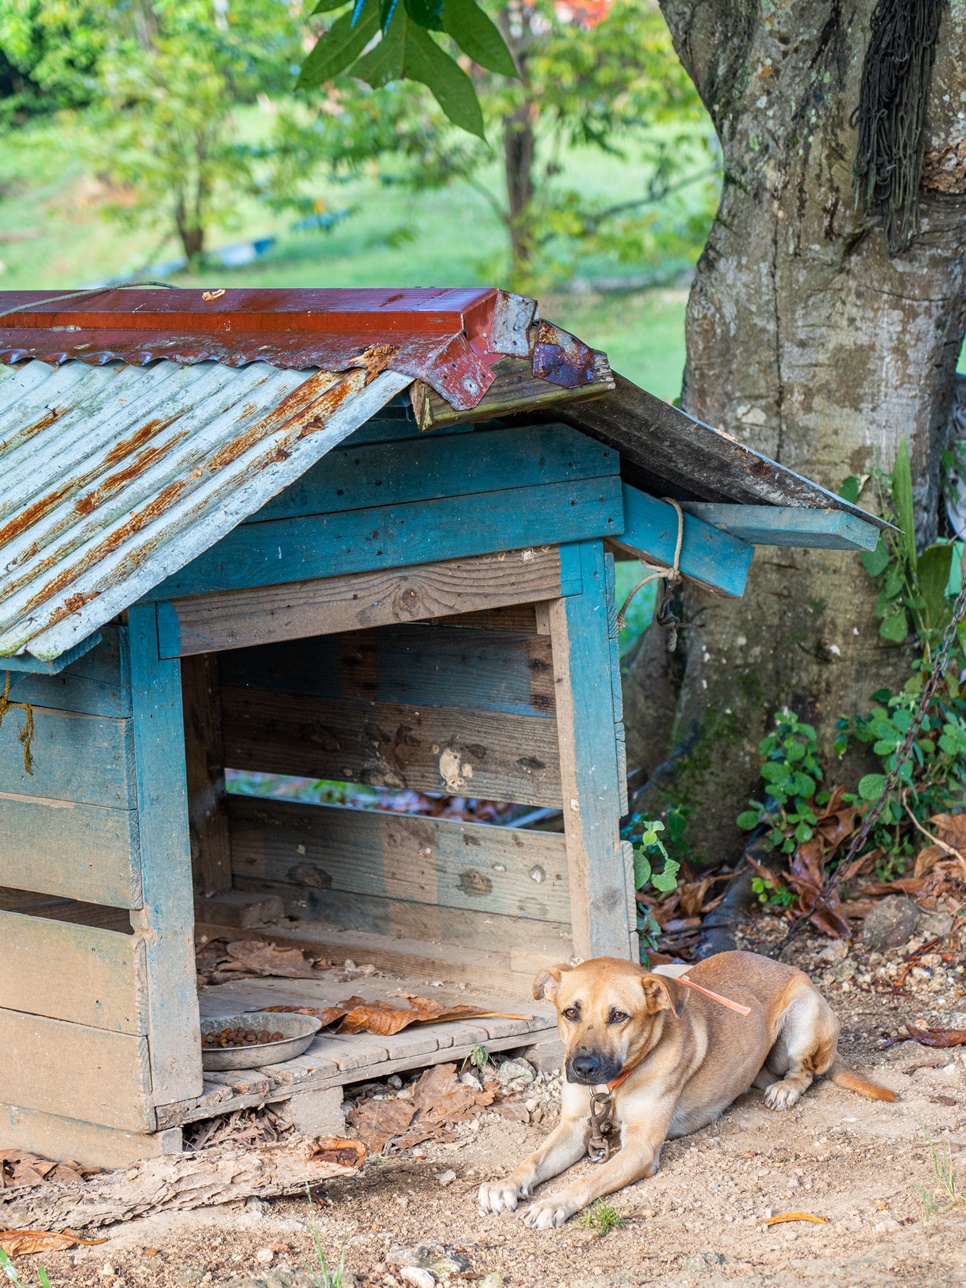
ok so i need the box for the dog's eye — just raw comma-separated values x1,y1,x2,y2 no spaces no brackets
610,1010,630,1024
562,1007,579,1021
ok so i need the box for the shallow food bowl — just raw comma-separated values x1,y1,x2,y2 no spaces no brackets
200,1012,323,1071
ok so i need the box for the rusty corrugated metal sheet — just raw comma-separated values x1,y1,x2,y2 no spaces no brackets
0,358,412,662
0,287,548,413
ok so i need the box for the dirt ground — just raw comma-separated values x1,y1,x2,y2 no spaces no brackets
12,922,966,1288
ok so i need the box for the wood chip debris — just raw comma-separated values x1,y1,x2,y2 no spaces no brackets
760,1212,828,1227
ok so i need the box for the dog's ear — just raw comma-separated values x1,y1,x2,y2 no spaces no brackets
533,964,570,1001
641,972,687,1019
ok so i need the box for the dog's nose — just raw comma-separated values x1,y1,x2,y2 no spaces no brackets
571,1053,602,1080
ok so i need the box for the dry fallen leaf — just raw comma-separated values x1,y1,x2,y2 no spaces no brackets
307,1137,366,1170
880,1024,966,1050
760,1213,828,1227
0,1229,107,1255
221,940,319,978
259,1004,350,1028
0,1152,88,1190
347,1099,418,1153
264,996,525,1037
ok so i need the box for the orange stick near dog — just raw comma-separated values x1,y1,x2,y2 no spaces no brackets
479,950,895,1229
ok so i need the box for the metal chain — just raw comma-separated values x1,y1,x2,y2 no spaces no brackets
772,562,966,958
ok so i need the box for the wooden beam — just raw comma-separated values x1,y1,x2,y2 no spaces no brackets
4,627,131,718
0,1007,153,1132
0,1104,180,1172
410,353,615,431
143,477,622,603
0,705,136,808
549,541,637,961
181,654,232,895
0,632,103,675
0,911,147,1033
157,548,573,658
613,484,753,599
678,502,881,551
227,795,570,924
221,687,564,809
0,794,142,908
128,604,204,1109
218,622,556,718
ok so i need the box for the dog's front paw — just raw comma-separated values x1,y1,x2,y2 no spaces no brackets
479,1178,529,1215
763,1079,802,1111
521,1195,575,1229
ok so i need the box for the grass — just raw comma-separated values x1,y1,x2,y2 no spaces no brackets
578,1197,629,1234
0,1248,51,1288
916,1117,962,1217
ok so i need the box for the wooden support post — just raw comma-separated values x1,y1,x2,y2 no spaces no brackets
128,603,203,1111
181,653,232,896
549,541,637,962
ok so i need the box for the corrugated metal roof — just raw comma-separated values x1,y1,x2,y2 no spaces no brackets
0,287,547,412
0,358,411,662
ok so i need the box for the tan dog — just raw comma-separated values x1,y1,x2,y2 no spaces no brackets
479,950,895,1229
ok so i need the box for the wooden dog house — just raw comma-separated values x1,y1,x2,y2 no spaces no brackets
0,288,886,1169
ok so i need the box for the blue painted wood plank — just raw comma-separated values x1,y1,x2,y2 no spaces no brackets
0,706,135,808
245,424,618,524
603,553,628,816
6,627,131,718
127,603,203,1107
550,540,636,960
0,795,141,907
2,632,102,675
142,477,624,602
617,485,752,598
680,502,881,551
218,625,556,719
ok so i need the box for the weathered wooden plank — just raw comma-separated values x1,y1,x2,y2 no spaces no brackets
0,911,146,1033
181,653,232,895
604,554,629,816
679,502,882,551
158,548,570,658
128,604,204,1109
0,706,136,808
0,1008,153,1132
144,476,623,602
221,687,563,808
247,422,618,524
0,794,141,908
228,795,570,922
0,889,133,932
411,354,614,431
5,626,131,718
549,541,637,961
232,877,572,955
219,625,556,719
612,484,752,599
193,920,565,994
0,1105,180,1171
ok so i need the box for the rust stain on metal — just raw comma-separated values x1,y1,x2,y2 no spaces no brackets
532,321,596,389
353,344,400,383
0,481,71,547
102,418,172,469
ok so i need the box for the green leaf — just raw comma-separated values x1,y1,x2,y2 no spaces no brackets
871,687,893,702
794,821,813,842
916,542,953,631
736,810,761,830
354,5,405,84
405,0,444,29
879,610,909,643
892,436,918,571
297,3,382,87
441,0,517,76
403,24,484,136
650,858,680,893
633,851,652,888
857,772,887,801
311,0,353,11
838,475,861,504
861,539,890,577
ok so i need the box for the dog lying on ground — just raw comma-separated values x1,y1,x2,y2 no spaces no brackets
479,950,895,1229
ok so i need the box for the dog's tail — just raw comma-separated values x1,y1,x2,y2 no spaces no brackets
830,1057,896,1102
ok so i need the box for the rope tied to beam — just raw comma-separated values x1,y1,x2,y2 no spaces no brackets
852,0,946,255
0,672,34,775
616,497,685,651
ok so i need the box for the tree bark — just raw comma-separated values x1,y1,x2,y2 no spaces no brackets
626,0,966,865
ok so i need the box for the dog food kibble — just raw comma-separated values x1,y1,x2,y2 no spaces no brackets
202,1027,285,1048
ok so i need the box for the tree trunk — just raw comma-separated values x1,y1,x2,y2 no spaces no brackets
504,100,537,281
626,1,966,865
